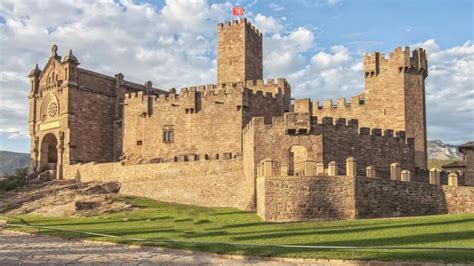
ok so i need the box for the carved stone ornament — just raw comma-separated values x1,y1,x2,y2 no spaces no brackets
48,102,58,117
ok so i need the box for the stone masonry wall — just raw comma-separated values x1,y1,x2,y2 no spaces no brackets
245,113,415,179
257,175,474,222
122,83,287,161
64,158,255,211
309,48,428,169
217,19,262,83
257,176,356,222
355,177,474,218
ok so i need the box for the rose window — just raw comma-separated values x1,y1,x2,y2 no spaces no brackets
48,102,58,118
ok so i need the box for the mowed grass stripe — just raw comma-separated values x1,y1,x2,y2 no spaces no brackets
2,196,473,262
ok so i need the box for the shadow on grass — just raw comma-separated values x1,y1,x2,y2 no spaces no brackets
183,217,474,241
9,224,474,263
26,216,174,227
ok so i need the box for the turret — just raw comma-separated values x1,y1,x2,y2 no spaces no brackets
62,49,79,66
363,47,428,79
61,48,79,85
28,64,41,97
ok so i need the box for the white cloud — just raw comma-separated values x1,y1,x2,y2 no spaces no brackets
411,39,440,53
0,0,232,141
311,45,351,69
0,0,472,148
253,14,283,34
263,26,315,77
419,40,474,144
268,3,285,12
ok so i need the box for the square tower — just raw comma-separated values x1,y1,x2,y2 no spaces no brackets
363,47,428,169
217,19,263,83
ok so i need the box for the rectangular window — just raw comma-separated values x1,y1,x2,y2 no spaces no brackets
163,130,174,143
137,140,143,146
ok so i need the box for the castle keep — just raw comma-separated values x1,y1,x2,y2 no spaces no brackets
28,19,473,221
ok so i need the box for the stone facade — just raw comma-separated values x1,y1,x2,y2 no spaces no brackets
256,158,473,221
309,49,428,169
27,19,466,222
64,158,253,210
217,20,263,83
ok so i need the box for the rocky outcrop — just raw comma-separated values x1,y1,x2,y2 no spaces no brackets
428,140,462,160
0,180,131,216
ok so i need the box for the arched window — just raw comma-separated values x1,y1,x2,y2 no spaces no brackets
40,93,60,122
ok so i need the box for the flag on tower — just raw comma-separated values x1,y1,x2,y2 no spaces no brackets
232,7,245,16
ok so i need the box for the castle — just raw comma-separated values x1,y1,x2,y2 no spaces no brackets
28,19,473,221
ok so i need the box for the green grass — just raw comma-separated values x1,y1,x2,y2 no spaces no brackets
428,159,459,170
2,195,473,263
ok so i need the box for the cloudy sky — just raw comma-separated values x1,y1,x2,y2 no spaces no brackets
0,0,472,153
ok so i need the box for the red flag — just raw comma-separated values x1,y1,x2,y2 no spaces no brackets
232,7,245,16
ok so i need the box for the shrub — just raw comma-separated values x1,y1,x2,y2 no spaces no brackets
0,167,27,192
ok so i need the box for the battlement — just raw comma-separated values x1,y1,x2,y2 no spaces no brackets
294,95,365,114
363,47,427,77
245,113,412,145
124,80,286,113
217,18,262,37
125,78,288,101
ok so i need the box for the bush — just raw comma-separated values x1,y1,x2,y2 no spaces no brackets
0,167,27,192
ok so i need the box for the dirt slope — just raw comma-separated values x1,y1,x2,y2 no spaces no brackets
0,180,132,217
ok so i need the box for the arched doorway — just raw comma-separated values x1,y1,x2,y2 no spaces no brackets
288,145,307,176
40,133,58,172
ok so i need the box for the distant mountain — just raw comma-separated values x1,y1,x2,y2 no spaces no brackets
0,151,30,176
427,140,463,160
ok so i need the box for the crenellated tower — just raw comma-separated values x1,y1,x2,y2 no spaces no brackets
363,47,428,169
217,19,263,83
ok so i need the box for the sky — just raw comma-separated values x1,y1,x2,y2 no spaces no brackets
0,0,473,153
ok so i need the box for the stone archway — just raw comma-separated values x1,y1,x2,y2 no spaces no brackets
39,133,58,172
288,145,307,176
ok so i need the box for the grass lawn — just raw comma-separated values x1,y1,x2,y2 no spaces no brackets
2,196,473,263
428,159,459,170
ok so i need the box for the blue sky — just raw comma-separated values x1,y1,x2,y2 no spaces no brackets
0,0,473,153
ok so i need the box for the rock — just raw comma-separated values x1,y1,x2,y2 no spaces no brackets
75,201,99,211
0,180,132,217
428,140,463,160
83,184,108,195
101,182,121,193
82,182,121,195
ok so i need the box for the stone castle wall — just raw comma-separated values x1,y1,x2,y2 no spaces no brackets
64,157,255,211
244,113,415,179
122,80,289,161
355,177,473,218
258,175,473,222
257,176,355,221
306,47,427,168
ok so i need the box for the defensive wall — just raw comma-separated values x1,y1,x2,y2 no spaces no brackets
122,79,290,161
301,47,428,168
64,155,255,211
257,159,473,222
243,113,415,179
